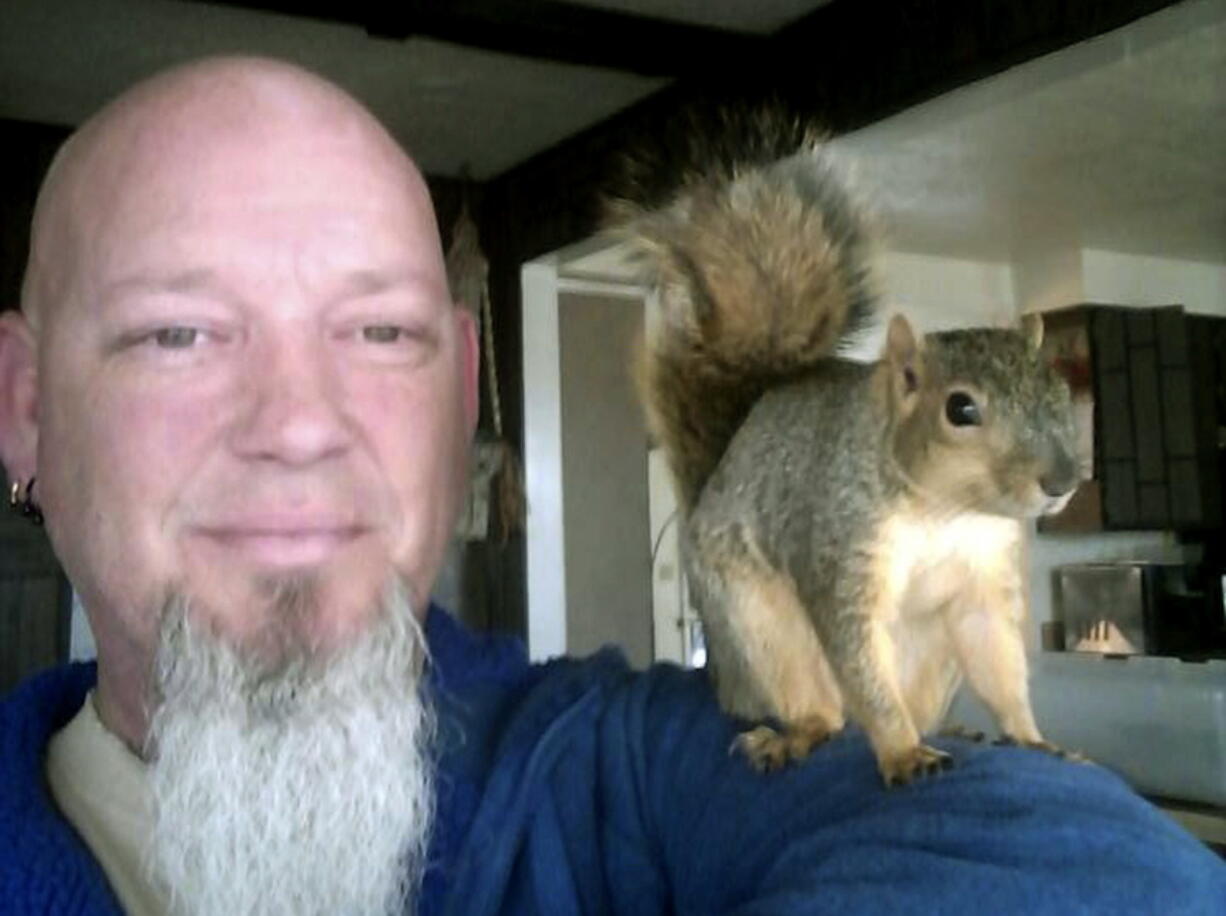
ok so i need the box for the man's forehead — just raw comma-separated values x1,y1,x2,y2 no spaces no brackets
84,57,393,149
74,60,420,203
26,57,445,326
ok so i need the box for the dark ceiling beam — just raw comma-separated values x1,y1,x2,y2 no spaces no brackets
765,0,1187,132
196,0,769,77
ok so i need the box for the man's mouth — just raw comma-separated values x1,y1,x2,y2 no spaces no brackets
192,524,369,567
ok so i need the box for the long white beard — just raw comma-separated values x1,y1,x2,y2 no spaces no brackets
146,579,436,916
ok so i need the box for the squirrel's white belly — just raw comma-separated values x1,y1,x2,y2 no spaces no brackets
879,511,1022,618
878,511,1024,732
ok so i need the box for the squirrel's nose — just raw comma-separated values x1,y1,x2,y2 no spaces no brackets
1040,449,1079,498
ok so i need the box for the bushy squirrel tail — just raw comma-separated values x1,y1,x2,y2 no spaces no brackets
612,126,879,511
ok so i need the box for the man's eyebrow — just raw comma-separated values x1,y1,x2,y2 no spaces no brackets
99,267,446,306
330,267,440,300
101,269,225,303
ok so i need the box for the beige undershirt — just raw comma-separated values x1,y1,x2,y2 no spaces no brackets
46,690,168,916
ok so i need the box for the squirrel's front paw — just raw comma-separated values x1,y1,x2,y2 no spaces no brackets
878,743,953,786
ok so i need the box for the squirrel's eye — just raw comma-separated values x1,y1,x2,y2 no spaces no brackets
945,391,982,427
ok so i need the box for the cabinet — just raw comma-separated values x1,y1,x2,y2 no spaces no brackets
1040,304,1226,534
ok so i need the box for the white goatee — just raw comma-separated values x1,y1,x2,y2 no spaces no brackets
146,578,436,916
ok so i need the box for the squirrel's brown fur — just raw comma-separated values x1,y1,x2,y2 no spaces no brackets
618,141,875,511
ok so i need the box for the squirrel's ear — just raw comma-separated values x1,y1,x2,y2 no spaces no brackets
886,314,918,360
1021,312,1044,353
886,314,922,399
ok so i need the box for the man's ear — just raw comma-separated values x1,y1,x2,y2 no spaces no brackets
0,310,40,482
454,305,480,436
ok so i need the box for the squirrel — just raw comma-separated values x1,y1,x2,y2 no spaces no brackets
613,128,1081,786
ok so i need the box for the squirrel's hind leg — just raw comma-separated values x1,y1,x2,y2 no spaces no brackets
688,526,846,771
734,716,841,773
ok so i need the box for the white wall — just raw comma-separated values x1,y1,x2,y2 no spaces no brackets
1010,246,1226,318
1010,237,1086,317
69,592,95,661
648,447,687,665
1080,249,1226,315
557,289,654,668
844,251,1016,360
521,261,660,665
521,260,568,662
879,250,1018,329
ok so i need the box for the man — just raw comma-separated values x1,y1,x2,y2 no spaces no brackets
0,56,1221,916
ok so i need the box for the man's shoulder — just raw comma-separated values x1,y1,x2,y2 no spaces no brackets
1,661,97,751
427,613,716,780
425,605,706,706
491,639,712,730
0,660,97,809
425,604,531,694
0,661,124,914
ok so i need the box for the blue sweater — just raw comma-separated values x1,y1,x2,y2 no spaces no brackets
2,607,1223,914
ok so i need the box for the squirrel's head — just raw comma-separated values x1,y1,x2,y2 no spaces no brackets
883,313,1079,519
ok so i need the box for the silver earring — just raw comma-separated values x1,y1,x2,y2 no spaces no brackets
8,476,43,525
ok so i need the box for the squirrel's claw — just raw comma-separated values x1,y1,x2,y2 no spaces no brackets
879,743,954,787
734,721,837,773
939,724,986,743
994,735,1090,763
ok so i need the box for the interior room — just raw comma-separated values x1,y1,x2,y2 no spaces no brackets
2,0,1223,848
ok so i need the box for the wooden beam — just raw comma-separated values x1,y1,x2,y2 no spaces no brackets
194,0,768,78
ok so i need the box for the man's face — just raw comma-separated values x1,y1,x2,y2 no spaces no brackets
33,105,477,660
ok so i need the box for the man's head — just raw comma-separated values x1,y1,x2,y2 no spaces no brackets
0,55,479,742
0,56,479,913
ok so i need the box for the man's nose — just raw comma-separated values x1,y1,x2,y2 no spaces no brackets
230,333,353,465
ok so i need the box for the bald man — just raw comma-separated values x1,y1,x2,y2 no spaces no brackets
0,57,1222,916
1,56,474,915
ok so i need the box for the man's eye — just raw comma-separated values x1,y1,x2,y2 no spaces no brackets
344,322,436,365
151,327,200,349
362,325,405,344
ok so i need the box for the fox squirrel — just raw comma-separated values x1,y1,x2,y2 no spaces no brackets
616,131,1080,786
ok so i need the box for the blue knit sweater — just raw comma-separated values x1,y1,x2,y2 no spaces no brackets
2,607,1223,914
